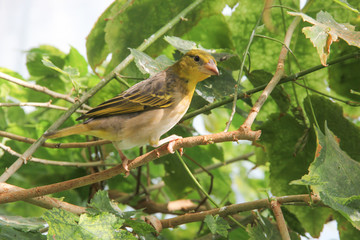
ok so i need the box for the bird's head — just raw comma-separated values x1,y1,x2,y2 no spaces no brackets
173,49,219,84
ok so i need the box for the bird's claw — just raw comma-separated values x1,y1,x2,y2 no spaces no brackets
122,159,130,177
167,137,183,155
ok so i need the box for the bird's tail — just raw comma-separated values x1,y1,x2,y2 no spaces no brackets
43,124,90,139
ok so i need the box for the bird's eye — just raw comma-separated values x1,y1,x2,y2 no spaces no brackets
194,55,200,62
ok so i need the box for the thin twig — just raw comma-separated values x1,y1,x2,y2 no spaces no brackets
294,81,360,106
194,152,254,174
0,0,204,183
271,200,291,240
0,130,110,148
0,101,87,113
0,143,116,167
0,72,91,110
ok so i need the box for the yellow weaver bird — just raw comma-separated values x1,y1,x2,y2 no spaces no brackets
44,49,219,173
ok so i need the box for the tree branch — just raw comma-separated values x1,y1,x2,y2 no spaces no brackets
0,183,85,215
160,194,322,229
0,128,260,204
271,200,290,240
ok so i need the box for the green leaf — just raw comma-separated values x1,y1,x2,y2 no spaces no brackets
196,69,241,103
260,114,314,197
304,95,360,162
161,154,196,198
289,11,360,65
281,207,306,236
260,114,331,237
0,215,45,232
291,124,360,230
0,225,46,240
124,219,156,236
328,42,360,102
204,214,231,238
65,46,88,76
247,214,281,240
85,0,117,71
285,206,330,238
44,208,125,240
334,211,360,239
87,190,122,217
78,213,123,239
26,45,66,77
130,48,173,76
182,14,234,50
43,208,81,239
88,0,233,74
164,36,199,53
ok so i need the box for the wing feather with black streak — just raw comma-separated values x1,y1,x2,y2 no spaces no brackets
77,71,174,121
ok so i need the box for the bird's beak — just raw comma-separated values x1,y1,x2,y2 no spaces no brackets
203,59,219,76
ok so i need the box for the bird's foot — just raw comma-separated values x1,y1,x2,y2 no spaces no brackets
118,150,130,177
155,134,183,155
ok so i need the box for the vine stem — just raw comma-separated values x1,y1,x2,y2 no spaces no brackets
224,8,262,132
175,151,245,229
0,0,204,183
241,0,314,129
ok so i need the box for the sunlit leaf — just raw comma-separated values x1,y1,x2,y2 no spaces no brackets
130,48,172,76
289,11,360,65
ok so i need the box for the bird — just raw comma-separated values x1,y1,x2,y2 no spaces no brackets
44,49,219,174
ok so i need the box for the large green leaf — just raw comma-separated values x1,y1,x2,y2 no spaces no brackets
26,45,66,78
328,42,360,102
292,124,360,230
259,114,331,237
86,0,236,73
260,114,314,196
85,0,117,71
43,208,125,240
304,95,360,162
0,225,46,240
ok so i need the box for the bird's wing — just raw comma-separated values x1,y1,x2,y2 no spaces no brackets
77,71,174,120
